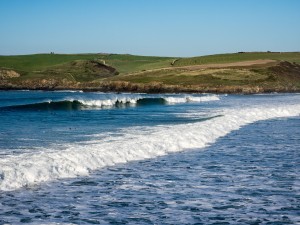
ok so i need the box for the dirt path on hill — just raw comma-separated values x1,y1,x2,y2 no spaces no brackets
178,59,277,70
125,59,277,76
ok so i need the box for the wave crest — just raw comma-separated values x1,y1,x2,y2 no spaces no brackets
0,104,299,191
0,95,220,111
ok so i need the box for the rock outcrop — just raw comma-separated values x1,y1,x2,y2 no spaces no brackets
0,69,20,80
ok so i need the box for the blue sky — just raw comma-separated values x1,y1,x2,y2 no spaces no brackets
0,0,300,56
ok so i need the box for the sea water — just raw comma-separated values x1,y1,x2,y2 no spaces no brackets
0,91,299,224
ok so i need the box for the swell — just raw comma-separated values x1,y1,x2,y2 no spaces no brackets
0,95,220,111
0,100,83,111
0,104,299,191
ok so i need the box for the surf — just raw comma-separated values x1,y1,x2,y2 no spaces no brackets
0,94,220,111
0,103,299,191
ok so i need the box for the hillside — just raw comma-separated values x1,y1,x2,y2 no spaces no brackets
1,52,300,93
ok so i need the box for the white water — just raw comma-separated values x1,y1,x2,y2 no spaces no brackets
64,95,220,107
0,94,220,108
0,104,299,191
77,97,139,107
164,95,219,103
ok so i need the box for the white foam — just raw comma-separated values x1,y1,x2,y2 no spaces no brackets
71,94,219,107
13,94,220,109
0,104,299,191
75,97,140,107
54,90,84,93
164,95,219,103
188,95,220,102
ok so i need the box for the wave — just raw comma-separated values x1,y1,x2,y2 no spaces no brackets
54,90,84,93
1,100,83,111
0,99,139,111
164,95,219,103
0,95,220,111
0,104,299,191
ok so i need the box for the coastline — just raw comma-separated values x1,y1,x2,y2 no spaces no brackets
1,85,299,94
1,53,300,94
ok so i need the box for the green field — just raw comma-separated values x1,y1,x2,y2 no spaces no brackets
173,52,300,66
111,68,271,86
1,52,300,93
0,53,174,75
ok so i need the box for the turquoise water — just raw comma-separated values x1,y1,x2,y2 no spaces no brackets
0,91,299,224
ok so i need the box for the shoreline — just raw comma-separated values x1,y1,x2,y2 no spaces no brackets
1,86,299,94
1,53,300,94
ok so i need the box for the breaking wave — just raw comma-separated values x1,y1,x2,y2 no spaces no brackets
0,95,220,111
0,103,299,191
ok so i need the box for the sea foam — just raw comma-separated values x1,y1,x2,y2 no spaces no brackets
77,95,220,107
0,104,299,191
0,94,220,110
164,95,219,103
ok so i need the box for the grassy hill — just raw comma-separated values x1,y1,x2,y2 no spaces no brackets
0,53,174,74
172,52,300,66
1,52,300,93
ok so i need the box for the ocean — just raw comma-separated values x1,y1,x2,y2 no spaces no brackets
0,91,299,224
